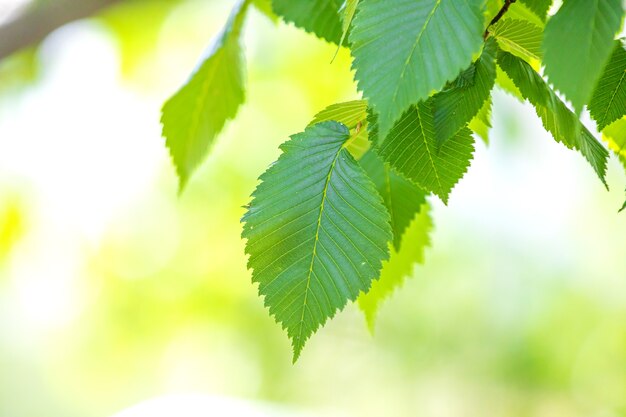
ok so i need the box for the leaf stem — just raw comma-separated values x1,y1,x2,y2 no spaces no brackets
484,0,517,39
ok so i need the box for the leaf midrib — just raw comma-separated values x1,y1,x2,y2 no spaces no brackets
297,144,344,347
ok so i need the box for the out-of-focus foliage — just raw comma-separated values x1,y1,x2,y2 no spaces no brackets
1,1,626,416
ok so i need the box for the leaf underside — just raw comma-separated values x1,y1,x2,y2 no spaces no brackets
242,121,392,361
491,18,543,62
542,0,623,112
309,100,370,158
350,0,485,139
498,50,609,185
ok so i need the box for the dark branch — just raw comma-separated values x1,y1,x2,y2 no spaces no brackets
0,0,124,61
484,0,517,39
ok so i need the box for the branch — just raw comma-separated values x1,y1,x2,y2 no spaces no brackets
0,0,124,61
484,0,517,39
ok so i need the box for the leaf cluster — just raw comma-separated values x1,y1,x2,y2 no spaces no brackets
160,0,626,360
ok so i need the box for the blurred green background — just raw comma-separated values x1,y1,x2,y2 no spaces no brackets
1,1,626,416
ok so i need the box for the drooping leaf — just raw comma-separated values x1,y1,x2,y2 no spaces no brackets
542,0,623,112
469,97,493,144
375,101,476,204
359,149,427,251
358,203,432,330
242,121,392,361
309,100,369,158
272,0,344,44
491,18,543,62
589,41,626,132
161,0,249,190
520,0,552,21
350,0,484,139
507,1,545,28
433,38,497,148
498,50,609,185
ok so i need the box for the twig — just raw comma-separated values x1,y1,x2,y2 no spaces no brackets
0,0,123,61
484,0,517,39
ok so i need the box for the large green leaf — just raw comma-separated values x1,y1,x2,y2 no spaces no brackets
498,50,609,185
433,38,497,148
491,18,543,62
161,0,249,190
375,101,476,204
350,0,484,139
520,0,552,21
309,100,369,158
272,0,344,44
242,121,392,361
542,0,623,112
359,149,427,251
589,41,626,132
358,203,432,330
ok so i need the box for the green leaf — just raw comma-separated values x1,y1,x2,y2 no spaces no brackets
498,50,609,185
519,0,552,21
272,0,344,44
339,0,359,47
469,97,493,144
358,203,432,330
309,100,370,159
161,0,249,191
359,149,427,251
620,197,626,213
433,38,497,148
242,121,392,361
589,41,626,132
350,0,485,139
507,2,545,28
602,117,626,169
542,0,623,112
491,18,543,62
375,101,476,204
251,0,278,22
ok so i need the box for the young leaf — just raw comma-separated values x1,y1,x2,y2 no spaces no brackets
242,121,392,361
507,1,545,28
375,101,476,204
350,0,484,139
542,0,623,112
309,100,369,158
589,41,626,132
433,38,497,148
498,50,609,185
272,0,344,44
469,97,493,144
519,0,552,21
161,0,249,191
359,149,427,251
491,18,543,62
358,203,432,330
